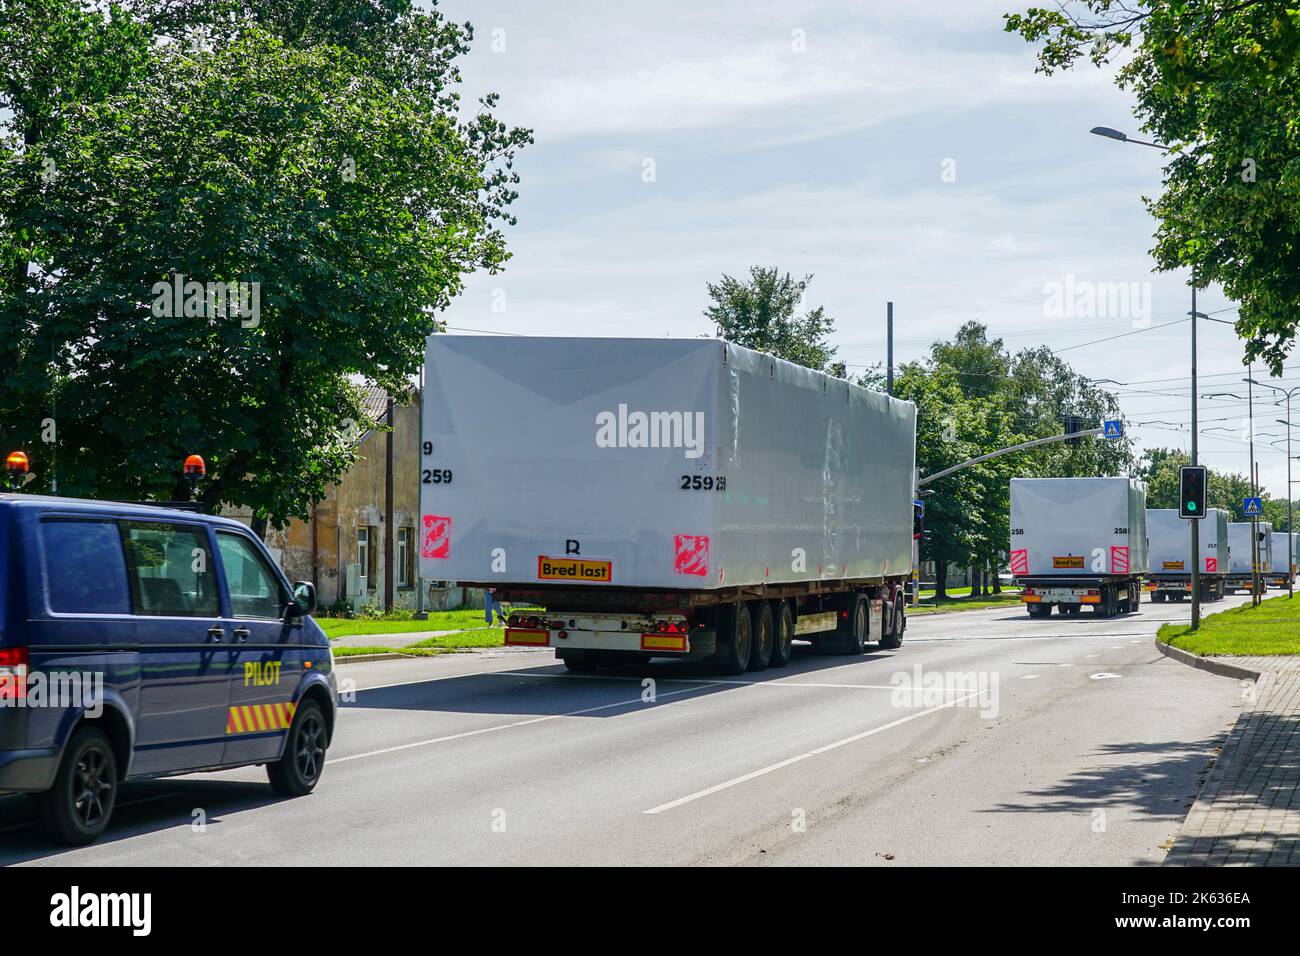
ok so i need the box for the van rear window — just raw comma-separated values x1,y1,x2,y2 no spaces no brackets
41,519,131,615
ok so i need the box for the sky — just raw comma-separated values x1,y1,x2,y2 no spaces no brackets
434,0,1298,500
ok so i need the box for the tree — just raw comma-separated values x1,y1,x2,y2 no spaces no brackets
704,267,839,371
0,2,530,528
1004,1,1300,373
1135,447,1273,520
903,322,1136,595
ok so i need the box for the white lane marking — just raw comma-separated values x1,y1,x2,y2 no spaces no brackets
496,671,900,691
643,690,982,815
332,681,724,764
1019,674,1040,680
1089,673,1121,680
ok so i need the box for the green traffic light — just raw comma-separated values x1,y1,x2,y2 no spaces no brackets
1188,502,1197,512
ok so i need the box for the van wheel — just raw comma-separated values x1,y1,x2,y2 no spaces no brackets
38,726,118,846
268,700,327,797
769,601,794,668
714,602,752,676
749,601,773,671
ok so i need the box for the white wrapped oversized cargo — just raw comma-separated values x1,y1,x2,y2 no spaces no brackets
1228,521,1272,575
1009,477,1148,578
1269,532,1295,576
1147,508,1229,575
418,336,917,591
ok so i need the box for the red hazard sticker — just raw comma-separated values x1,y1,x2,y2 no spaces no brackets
421,514,451,559
1009,549,1028,575
1111,546,1130,574
1206,557,1218,573
674,534,709,576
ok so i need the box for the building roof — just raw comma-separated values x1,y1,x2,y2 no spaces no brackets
356,383,418,430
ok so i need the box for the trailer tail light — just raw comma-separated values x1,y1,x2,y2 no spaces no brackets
1023,588,1034,596
641,632,688,652
651,619,686,633
1086,590,1100,596
504,628,549,647
0,647,28,700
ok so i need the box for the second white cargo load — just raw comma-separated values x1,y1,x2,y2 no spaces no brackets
1269,532,1296,578
1009,477,1148,578
1147,508,1229,575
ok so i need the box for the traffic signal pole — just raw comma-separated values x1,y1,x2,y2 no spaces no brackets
1190,282,1200,630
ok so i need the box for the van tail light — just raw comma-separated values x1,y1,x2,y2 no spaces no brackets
0,647,29,701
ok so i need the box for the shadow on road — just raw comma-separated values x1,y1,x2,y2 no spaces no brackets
0,778,289,865
343,641,903,717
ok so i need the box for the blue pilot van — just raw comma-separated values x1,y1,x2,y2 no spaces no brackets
0,494,337,844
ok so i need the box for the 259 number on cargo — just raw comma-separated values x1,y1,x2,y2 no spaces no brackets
680,475,726,491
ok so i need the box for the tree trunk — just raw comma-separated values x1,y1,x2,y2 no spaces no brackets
935,561,948,600
251,514,268,541
991,566,1002,594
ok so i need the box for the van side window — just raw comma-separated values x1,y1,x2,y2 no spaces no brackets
216,532,286,620
40,519,131,615
121,521,219,617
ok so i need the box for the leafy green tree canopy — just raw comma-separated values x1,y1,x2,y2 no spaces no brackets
1004,1,1300,373
705,266,839,372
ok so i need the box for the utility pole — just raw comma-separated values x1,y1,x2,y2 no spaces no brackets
384,394,395,613
1248,371,1260,605
886,301,894,396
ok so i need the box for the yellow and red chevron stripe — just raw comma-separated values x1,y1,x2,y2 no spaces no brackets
226,701,296,735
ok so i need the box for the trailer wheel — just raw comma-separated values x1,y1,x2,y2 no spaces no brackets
714,602,752,676
1152,591,1165,603
749,601,774,671
1026,603,1050,618
879,594,904,649
769,601,794,668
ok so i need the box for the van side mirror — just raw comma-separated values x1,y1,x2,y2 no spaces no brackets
290,581,317,618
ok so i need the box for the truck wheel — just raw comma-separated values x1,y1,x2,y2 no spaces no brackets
38,725,118,846
1026,603,1050,618
768,601,794,668
879,594,904,649
715,602,752,676
843,595,868,654
748,601,774,671
268,699,327,797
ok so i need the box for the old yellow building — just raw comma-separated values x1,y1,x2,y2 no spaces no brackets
225,386,478,612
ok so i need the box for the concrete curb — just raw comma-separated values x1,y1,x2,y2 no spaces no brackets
334,652,410,664
1153,638,1263,683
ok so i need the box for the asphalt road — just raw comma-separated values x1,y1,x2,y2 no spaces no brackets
0,592,1258,866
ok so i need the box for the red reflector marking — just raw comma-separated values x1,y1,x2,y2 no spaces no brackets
505,628,550,647
641,633,688,652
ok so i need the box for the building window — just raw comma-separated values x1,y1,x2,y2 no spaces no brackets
357,527,372,586
396,527,413,588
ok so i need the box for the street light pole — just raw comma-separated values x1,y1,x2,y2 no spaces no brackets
1249,377,1300,598
1091,125,1206,627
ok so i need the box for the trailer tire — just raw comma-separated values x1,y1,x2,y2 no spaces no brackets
1026,603,1050,618
769,601,794,668
749,601,774,671
714,602,752,676
879,594,904,649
